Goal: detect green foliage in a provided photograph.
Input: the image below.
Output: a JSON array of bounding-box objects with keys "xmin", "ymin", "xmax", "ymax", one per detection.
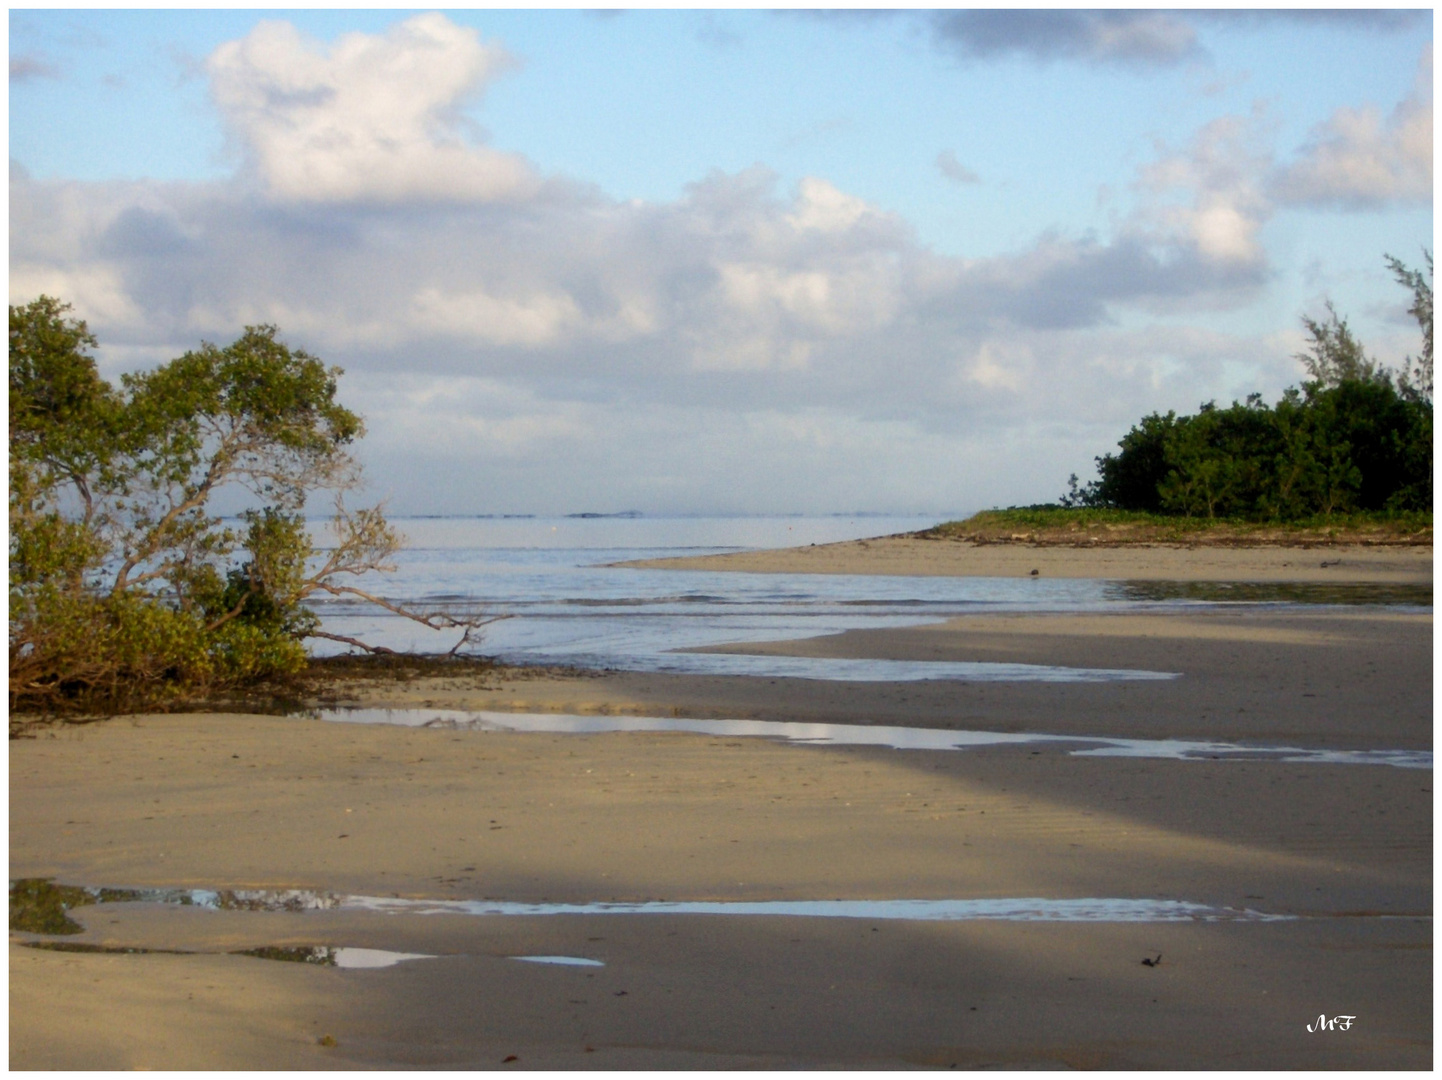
[
  {"xmin": 1385, "ymin": 250, "xmax": 1433, "ymax": 403},
  {"xmin": 929, "ymin": 506, "xmax": 1431, "ymax": 545},
  {"xmin": 9, "ymin": 297, "xmax": 402, "ymax": 716},
  {"xmin": 1086, "ymin": 412, "xmax": 1180, "ymax": 514},
  {"xmin": 1294, "ymin": 302, "xmax": 1384, "ymax": 389},
  {"xmin": 1070, "ymin": 256, "xmax": 1433, "ymax": 523},
  {"xmin": 940, "ymin": 507, "xmax": 1184, "ymax": 533},
  {"xmin": 1081, "ymin": 381, "xmax": 1431, "ymax": 521}
]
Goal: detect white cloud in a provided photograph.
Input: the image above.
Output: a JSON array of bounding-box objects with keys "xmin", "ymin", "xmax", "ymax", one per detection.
[
  {"xmin": 8, "ymin": 261, "xmax": 143, "ymax": 328},
  {"xmin": 716, "ymin": 261, "xmax": 898, "ymax": 337},
  {"xmin": 1272, "ymin": 47, "xmax": 1432, "ymax": 208},
  {"xmin": 1188, "ymin": 201, "xmax": 1259, "ymax": 263},
  {"xmin": 410, "ymin": 287, "xmax": 582, "ymax": 347},
  {"xmin": 966, "ymin": 342, "xmax": 1027, "ymax": 392},
  {"xmin": 785, "ymin": 177, "xmax": 872, "ymax": 232},
  {"xmin": 1135, "ymin": 112, "xmax": 1272, "ymax": 267},
  {"xmin": 12, "ymin": 13, "xmax": 1356, "ymax": 513},
  {"xmin": 10, "ymin": 154, "xmax": 1280, "ymax": 426},
  {"xmin": 207, "ymin": 14, "xmax": 534, "ymax": 203}
]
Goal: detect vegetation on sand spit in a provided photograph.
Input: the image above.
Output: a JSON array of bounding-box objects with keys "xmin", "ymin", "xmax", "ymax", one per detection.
[
  {"xmin": 1061, "ymin": 252, "xmax": 1432, "ymax": 523},
  {"xmin": 923, "ymin": 507, "xmax": 1431, "ymax": 548},
  {"xmin": 939, "ymin": 252, "xmax": 1432, "ymax": 541}
]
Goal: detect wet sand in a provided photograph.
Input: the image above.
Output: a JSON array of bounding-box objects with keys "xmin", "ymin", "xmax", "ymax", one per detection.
[{"xmin": 9, "ymin": 550, "xmax": 1433, "ymax": 1068}]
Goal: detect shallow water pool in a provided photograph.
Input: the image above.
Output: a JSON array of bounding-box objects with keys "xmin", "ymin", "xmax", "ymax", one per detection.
[{"xmin": 306, "ymin": 708, "xmax": 1433, "ymax": 770}]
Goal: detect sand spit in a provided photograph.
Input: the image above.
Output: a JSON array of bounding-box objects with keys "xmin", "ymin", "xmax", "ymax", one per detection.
[{"xmin": 615, "ymin": 534, "xmax": 1434, "ymax": 583}]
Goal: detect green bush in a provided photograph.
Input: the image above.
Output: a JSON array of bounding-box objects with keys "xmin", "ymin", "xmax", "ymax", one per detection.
[
  {"xmin": 1082, "ymin": 381, "xmax": 1431, "ymax": 521},
  {"xmin": 1074, "ymin": 253, "xmax": 1432, "ymax": 522},
  {"xmin": 9, "ymin": 297, "xmax": 405, "ymax": 715}
]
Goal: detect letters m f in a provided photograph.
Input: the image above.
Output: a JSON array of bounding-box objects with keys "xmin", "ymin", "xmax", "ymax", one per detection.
[{"xmin": 1307, "ymin": 1015, "xmax": 1356, "ymax": 1032}]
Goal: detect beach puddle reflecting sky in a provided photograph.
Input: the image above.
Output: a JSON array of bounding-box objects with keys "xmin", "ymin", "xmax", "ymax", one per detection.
[
  {"xmin": 16, "ymin": 938, "xmax": 431, "ymax": 968},
  {"xmin": 613, "ymin": 652, "xmax": 1177, "ymax": 683},
  {"xmin": 7, "ymin": 879, "xmax": 347, "ymax": 936},
  {"xmin": 347, "ymin": 896, "xmax": 1290, "ymax": 923},
  {"xmin": 19, "ymin": 940, "xmax": 188, "ymax": 956},
  {"xmin": 510, "ymin": 955, "xmax": 605, "ymax": 967},
  {"xmin": 7, "ymin": 879, "xmax": 1288, "ymax": 925},
  {"xmin": 233, "ymin": 945, "xmax": 433, "ymax": 968},
  {"xmin": 306, "ymin": 708, "xmax": 1432, "ymax": 770}
]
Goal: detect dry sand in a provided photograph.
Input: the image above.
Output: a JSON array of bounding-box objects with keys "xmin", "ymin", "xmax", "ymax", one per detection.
[
  {"xmin": 618, "ymin": 534, "xmax": 1434, "ymax": 583},
  {"xmin": 10, "ymin": 543, "xmax": 1433, "ymax": 1069}
]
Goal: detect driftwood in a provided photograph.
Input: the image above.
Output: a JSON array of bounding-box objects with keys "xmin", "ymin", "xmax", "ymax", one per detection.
[{"xmin": 304, "ymin": 581, "xmax": 512, "ymax": 658}]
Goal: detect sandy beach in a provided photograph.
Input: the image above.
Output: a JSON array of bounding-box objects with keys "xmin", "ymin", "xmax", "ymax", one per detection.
[
  {"xmin": 10, "ymin": 541, "xmax": 1432, "ymax": 1069},
  {"xmin": 618, "ymin": 533, "xmax": 1435, "ymax": 583}
]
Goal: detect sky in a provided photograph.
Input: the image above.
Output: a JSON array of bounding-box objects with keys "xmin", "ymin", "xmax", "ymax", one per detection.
[{"xmin": 9, "ymin": 8, "xmax": 1434, "ymax": 517}]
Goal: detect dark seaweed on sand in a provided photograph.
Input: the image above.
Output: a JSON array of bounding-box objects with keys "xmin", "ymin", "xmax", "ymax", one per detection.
[{"xmin": 9, "ymin": 878, "xmax": 148, "ymax": 935}]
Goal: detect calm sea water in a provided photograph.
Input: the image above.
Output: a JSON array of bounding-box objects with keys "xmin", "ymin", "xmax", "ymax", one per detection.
[{"xmin": 308, "ymin": 515, "xmax": 1426, "ymax": 682}]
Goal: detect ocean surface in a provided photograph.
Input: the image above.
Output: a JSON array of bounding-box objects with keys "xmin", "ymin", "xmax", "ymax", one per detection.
[{"xmin": 309, "ymin": 514, "xmax": 1428, "ymax": 683}]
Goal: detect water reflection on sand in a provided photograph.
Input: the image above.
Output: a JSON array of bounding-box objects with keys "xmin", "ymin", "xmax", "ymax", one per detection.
[
  {"xmin": 307, "ymin": 708, "xmax": 1433, "ymax": 770},
  {"xmin": 7, "ymin": 878, "xmax": 1290, "ymax": 925}
]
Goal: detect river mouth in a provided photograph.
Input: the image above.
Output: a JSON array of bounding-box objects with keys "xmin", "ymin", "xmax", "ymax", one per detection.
[{"xmin": 300, "ymin": 708, "xmax": 1432, "ymax": 770}]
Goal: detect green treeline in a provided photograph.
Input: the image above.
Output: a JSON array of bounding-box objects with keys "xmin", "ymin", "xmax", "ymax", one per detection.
[{"xmin": 1068, "ymin": 253, "xmax": 1433, "ymax": 522}]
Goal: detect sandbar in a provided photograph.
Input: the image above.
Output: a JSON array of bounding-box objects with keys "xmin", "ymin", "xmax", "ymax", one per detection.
[{"xmin": 617, "ymin": 534, "xmax": 1434, "ymax": 582}]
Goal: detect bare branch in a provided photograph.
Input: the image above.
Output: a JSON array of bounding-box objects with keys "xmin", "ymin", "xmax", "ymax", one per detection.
[
  {"xmin": 307, "ymin": 630, "xmax": 398, "ymax": 655},
  {"xmin": 110, "ymin": 455, "xmax": 229, "ymax": 595},
  {"xmin": 307, "ymin": 581, "xmax": 510, "ymax": 631}
]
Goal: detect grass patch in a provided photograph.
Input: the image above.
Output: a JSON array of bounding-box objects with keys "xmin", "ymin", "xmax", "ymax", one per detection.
[{"xmin": 920, "ymin": 507, "xmax": 1433, "ymax": 547}]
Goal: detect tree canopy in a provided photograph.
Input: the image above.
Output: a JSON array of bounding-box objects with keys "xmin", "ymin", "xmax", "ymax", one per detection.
[
  {"xmin": 1066, "ymin": 253, "xmax": 1433, "ymax": 521},
  {"xmin": 1385, "ymin": 250, "xmax": 1433, "ymax": 402},
  {"xmin": 9, "ymin": 297, "xmax": 486, "ymax": 715}
]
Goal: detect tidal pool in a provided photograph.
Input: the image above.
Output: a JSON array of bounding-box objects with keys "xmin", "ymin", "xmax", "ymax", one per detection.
[
  {"xmin": 348, "ymin": 896, "xmax": 1290, "ymax": 923},
  {"xmin": 7, "ymin": 880, "xmax": 345, "ymax": 935},
  {"xmin": 16, "ymin": 939, "xmax": 432, "ymax": 968},
  {"xmin": 233, "ymin": 945, "xmax": 434, "ymax": 968},
  {"xmin": 307, "ymin": 708, "xmax": 1433, "ymax": 770},
  {"xmin": 8, "ymin": 880, "xmax": 1290, "ymax": 925}
]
